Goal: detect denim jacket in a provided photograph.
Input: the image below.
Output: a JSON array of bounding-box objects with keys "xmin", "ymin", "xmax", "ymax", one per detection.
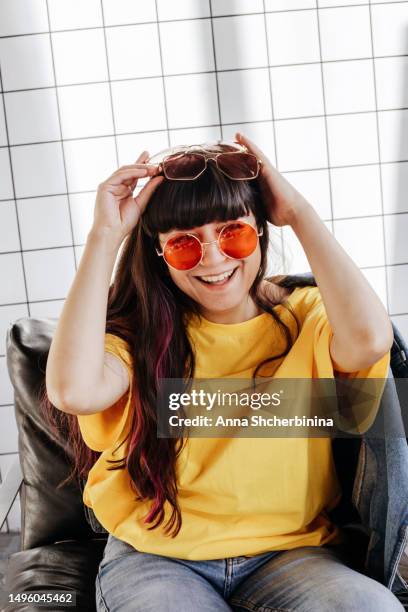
[
  {"xmin": 363, "ymin": 329, "xmax": 408, "ymax": 598},
  {"xmin": 83, "ymin": 273, "xmax": 408, "ymax": 600},
  {"xmin": 282, "ymin": 273, "xmax": 408, "ymax": 599},
  {"xmin": 328, "ymin": 323, "xmax": 408, "ymax": 597}
]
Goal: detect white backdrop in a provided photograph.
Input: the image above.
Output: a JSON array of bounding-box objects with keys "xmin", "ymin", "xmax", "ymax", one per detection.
[{"xmin": 0, "ymin": 0, "xmax": 407, "ymax": 532}]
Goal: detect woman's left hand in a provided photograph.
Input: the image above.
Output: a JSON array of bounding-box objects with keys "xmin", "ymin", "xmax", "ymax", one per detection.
[{"xmin": 235, "ymin": 132, "xmax": 310, "ymax": 227}]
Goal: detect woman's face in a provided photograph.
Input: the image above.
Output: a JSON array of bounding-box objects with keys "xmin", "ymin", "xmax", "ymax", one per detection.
[{"xmin": 158, "ymin": 211, "xmax": 262, "ymax": 318}]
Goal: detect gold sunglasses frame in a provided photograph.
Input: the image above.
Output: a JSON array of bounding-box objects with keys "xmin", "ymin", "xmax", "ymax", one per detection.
[
  {"xmin": 156, "ymin": 220, "xmax": 264, "ymax": 272},
  {"xmin": 147, "ymin": 143, "xmax": 263, "ymax": 182}
]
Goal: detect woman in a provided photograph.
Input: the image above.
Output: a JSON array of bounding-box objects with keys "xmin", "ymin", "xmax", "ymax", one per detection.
[{"xmin": 45, "ymin": 134, "xmax": 402, "ymax": 611}]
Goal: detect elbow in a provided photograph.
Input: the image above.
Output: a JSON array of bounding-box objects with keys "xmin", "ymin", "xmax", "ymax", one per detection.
[
  {"xmin": 46, "ymin": 385, "xmax": 90, "ymax": 416},
  {"xmin": 353, "ymin": 321, "xmax": 394, "ymax": 367},
  {"xmin": 363, "ymin": 319, "xmax": 394, "ymax": 357},
  {"xmin": 331, "ymin": 320, "xmax": 393, "ymax": 372},
  {"xmin": 46, "ymin": 388, "xmax": 72, "ymax": 414},
  {"xmin": 46, "ymin": 369, "xmax": 91, "ymax": 415}
]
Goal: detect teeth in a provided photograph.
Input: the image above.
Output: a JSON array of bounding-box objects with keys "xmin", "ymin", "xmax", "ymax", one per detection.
[{"xmin": 199, "ymin": 269, "xmax": 235, "ymax": 283}]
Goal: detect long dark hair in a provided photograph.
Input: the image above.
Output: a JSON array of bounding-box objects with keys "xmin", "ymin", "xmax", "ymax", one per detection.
[{"xmin": 40, "ymin": 161, "xmax": 304, "ymax": 538}]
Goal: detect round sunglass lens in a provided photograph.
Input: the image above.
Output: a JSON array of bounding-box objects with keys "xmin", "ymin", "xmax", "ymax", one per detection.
[
  {"xmin": 219, "ymin": 222, "xmax": 258, "ymax": 259},
  {"xmin": 163, "ymin": 234, "xmax": 202, "ymax": 270},
  {"xmin": 217, "ymin": 153, "xmax": 258, "ymax": 179},
  {"xmin": 164, "ymin": 153, "xmax": 206, "ymax": 180}
]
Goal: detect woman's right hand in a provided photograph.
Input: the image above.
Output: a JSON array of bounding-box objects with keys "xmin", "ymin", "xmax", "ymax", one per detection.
[{"xmin": 91, "ymin": 150, "xmax": 164, "ymax": 244}]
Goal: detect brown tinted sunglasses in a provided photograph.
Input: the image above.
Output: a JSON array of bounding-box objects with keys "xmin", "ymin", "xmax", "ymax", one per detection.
[{"xmin": 146, "ymin": 142, "xmax": 263, "ymax": 181}]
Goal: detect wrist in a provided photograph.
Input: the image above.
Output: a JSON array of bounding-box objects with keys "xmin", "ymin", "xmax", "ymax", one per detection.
[
  {"xmin": 288, "ymin": 199, "xmax": 314, "ymax": 230},
  {"xmin": 87, "ymin": 226, "xmax": 124, "ymax": 253}
]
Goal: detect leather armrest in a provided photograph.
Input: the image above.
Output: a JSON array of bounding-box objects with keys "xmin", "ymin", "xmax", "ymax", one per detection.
[{"xmin": 4, "ymin": 539, "xmax": 107, "ymax": 611}]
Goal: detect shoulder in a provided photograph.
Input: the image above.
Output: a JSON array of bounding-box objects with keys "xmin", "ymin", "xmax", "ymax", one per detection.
[
  {"xmin": 260, "ymin": 277, "xmax": 294, "ymax": 304},
  {"xmin": 261, "ymin": 278, "xmax": 325, "ymax": 324},
  {"xmin": 105, "ymin": 332, "xmax": 131, "ymax": 349},
  {"xmin": 261, "ymin": 276, "xmax": 318, "ymax": 305},
  {"xmin": 105, "ymin": 332, "xmax": 133, "ymax": 367}
]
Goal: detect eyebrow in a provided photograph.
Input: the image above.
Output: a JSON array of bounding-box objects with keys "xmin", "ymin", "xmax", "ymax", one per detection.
[{"xmin": 162, "ymin": 222, "xmax": 229, "ymax": 239}]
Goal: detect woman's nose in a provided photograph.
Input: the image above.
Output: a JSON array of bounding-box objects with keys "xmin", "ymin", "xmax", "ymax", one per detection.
[{"xmin": 200, "ymin": 240, "xmax": 228, "ymax": 267}]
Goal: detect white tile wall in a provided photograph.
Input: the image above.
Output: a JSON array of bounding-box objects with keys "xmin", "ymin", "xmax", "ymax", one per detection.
[
  {"xmin": 318, "ymin": 6, "xmax": 373, "ymax": 62},
  {"xmin": 161, "ymin": 19, "xmax": 215, "ymax": 74},
  {"xmin": 213, "ymin": 14, "xmax": 268, "ymax": 71},
  {"xmin": 157, "ymin": 0, "xmax": 211, "ymax": 21},
  {"xmin": 218, "ymin": 68, "xmax": 272, "ymax": 124},
  {"xmin": 0, "ymin": 453, "xmax": 21, "ymax": 532},
  {"xmin": 47, "ymin": 0, "xmax": 103, "ymax": 31},
  {"xmin": 106, "ymin": 24, "xmax": 162, "ymax": 79},
  {"xmin": 102, "ymin": 0, "xmax": 157, "ymax": 26},
  {"xmin": 165, "ymin": 73, "xmax": 219, "ymax": 128},
  {"xmin": 51, "ymin": 29, "xmax": 108, "ymax": 85},
  {"xmin": 5, "ymin": 89, "xmax": 61, "ymax": 145},
  {"xmin": 322, "ymin": 60, "xmax": 376, "ymax": 115},
  {"xmin": 275, "ymin": 116, "xmax": 328, "ymax": 171},
  {"xmin": 0, "ymin": 0, "xmax": 407, "ymax": 535},
  {"xmin": 270, "ymin": 63, "xmax": 324, "ymax": 119},
  {"xmin": 213, "ymin": 0, "xmax": 264, "ymax": 16},
  {"xmin": 265, "ymin": 10, "xmax": 320, "ymax": 66}
]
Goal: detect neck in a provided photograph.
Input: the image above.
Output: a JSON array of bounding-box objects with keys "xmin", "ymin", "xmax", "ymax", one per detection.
[{"xmin": 199, "ymin": 295, "xmax": 264, "ymax": 324}]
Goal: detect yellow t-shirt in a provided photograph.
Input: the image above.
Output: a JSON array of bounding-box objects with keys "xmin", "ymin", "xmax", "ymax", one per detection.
[{"xmin": 77, "ymin": 285, "xmax": 390, "ymax": 560}]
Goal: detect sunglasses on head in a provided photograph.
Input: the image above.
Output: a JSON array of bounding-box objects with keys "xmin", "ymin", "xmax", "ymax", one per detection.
[
  {"xmin": 147, "ymin": 141, "xmax": 262, "ymax": 181},
  {"xmin": 156, "ymin": 220, "xmax": 263, "ymax": 271}
]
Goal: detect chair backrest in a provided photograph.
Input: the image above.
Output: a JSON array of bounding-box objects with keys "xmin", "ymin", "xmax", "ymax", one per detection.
[{"xmin": 6, "ymin": 317, "xmax": 99, "ymax": 550}]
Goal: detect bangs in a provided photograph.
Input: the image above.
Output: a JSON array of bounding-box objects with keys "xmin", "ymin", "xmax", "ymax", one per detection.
[{"xmin": 141, "ymin": 162, "xmax": 258, "ymax": 236}]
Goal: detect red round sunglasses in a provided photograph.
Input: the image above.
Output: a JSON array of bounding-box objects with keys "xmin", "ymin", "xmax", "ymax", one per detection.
[{"xmin": 156, "ymin": 220, "xmax": 264, "ymax": 271}]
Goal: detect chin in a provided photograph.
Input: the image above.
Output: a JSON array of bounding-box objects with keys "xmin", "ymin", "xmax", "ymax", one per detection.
[{"xmin": 197, "ymin": 293, "xmax": 246, "ymax": 312}]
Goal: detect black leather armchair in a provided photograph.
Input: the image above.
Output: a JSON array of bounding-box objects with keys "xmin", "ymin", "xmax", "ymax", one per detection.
[
  {"xmin": 3, "ymin": 276, "xmax": 406, "ymax": 611},
  {"xmin": 4, "ymin": 317, "xmax": 107, "ymax": 612}
]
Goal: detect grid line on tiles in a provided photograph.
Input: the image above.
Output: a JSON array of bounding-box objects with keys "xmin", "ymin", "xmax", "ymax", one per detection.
[
  {"xmin": 0, "ymin": 465, "xmax": 10, "ymax": 532},
  {"xmin": 0, "ymin": 259, "xmax": 403, "ymax": 292},
  {"xmin": 367, "ymin": 2, "xmax": 391, "ymax": 311},
  {"xmin": 0, "ymin": 211, "xmax": 405, "ymax": 254},
  {"xmin": 0, "ymin": 15, "xmax": 405, "ymax": 299},
  {"xmin": 0, "ymin": 252, "xmax": 405, "ymax": 323},
  {"xmin": 44, "ymin": 1, "xmax": 77, "ymax": 273},
  {"xmin": 5, "ymin": 106, "xmax": 408, "ymax": 151},
  {"xmin": 99, "ymin": 0, "xmax": 120, "ymax": 201},
  {"xmin": 1, "ymin": 158, "xmax": 408, "ymax": 205},
  {"xmin": 0, "ymin": 210, "xmax": 407, "ymax": 257},
  {"xmin": 0, "ymin": 65, "xmax": 31, "ymax": 322},
  {"xmin": 0, "ymin": 124, "xmax": 22, "ymax": 536},
  {"xmin": 1, "ymin": 1, "xmax": 407, "ymax": 39},
  {"xmin": 208, "ymin": 0, "xmax": 224, "ymax": 140},
  {"xmin": 316, "ymin": 7, "xmax": 335, "ymax": 235},
  {"xmin": 153, "ymin": 0, "xmax": 170, "ymax": 150},
  {"xmin": 262, "ymin": 0, "xmax": 287, "ymax": 273},
  {"xmin": 2, "ymin": 53, "xmax": 408, "ymax": 95}
]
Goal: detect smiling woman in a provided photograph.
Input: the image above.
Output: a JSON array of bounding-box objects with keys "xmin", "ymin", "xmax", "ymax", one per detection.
[
  {"xmin": 43, "ymin": 140, "xmax": 399, "ymax": 612},
  {"xmin": 155, "ymin": 215, "xmax": 265, "ymax": 324},
  {"xmin": 139, "ymin": 150, "xmax": 282, "ymax": 326}
]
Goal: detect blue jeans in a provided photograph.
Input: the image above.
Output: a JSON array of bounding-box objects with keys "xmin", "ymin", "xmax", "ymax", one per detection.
[{"xmin": 96, "ymin": 533, "xmax": 404, "ymax": 611}]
